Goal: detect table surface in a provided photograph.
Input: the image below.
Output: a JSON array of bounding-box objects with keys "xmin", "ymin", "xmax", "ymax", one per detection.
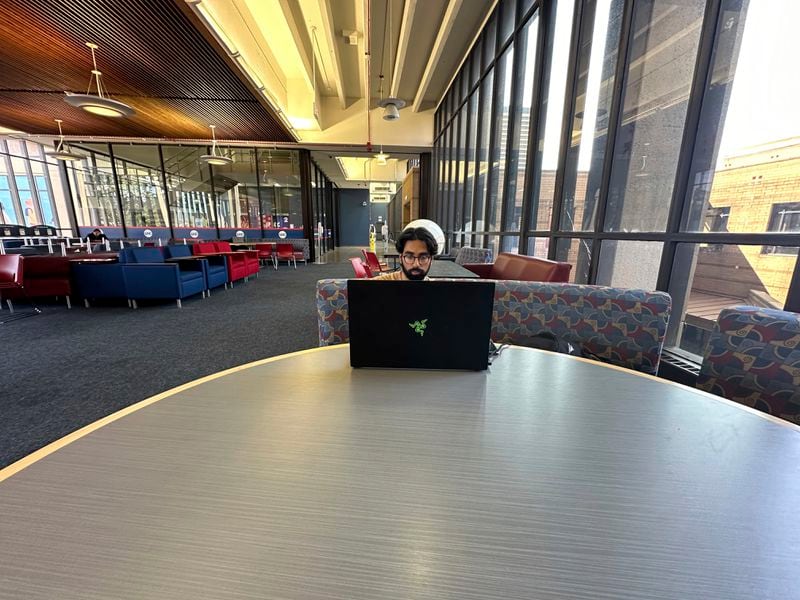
[
  {"xmin": 428, "ymin": 259, "xmax": 479, "ymax": 278},
  {"xmin": 1, "ymin": 345, "xmax": 799, "ymax": 599}
]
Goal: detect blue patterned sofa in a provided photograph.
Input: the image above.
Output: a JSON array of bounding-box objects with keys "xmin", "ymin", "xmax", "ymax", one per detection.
[
  {"xmin": 316, "ymin": 279, "xmax": 672, "ymax": 374},
  {"xmin": 696, "ymin": 306, "xmax": 800, "ymax": 424}
]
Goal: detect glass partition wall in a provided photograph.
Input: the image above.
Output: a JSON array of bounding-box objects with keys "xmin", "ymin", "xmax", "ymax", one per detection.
[
  {"xmin": 431, "ymin": 0, "xmax": 800, "ymax": 357},
  {"xmin": 59, "ymin": 143, "xmax": 327, "ymax": 245}
]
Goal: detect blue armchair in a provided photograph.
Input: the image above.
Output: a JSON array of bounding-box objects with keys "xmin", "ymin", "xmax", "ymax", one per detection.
[
  {"xmin": 71, "ymin": 263, "xmax": 128, "ymax": 307},
  {"xmin": 164, "ymin": 245, "xmax": 228, "ymax": 292},
  {"xmin": 117, "ymin": 247, "xmax": 206, "ymax": 307}
]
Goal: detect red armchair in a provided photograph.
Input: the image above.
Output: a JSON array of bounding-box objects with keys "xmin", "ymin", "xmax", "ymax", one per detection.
[
  {"xmin": 193, "ymin": 241, "xmax": 248, "ymax": 284},
  {"xmin": 349, "ymin": 257, "xmax": 372, "ymax": 279},
  {"xmin": 214, "ymin": 242, "xmax": 259, "ymax": 278},
  {"xmin": 255, "ymin": 243, "xmax": 277, "ymax": 269},
  {"xmin": 362, "ymin": 249, "xmax": 390, "ymax": 273},
  {"xmin": 463, "ymin": 252, "xmax": 572, "ymax": 282},
  {"xmin": 0, "ymin": 255, "xmax": 41, "ymax": 320},
  {"xmin": 276, "ymin": 243, "xmax": 297, "ymax": 268},
  {"xmin": 2, "ymin": 255, "xmax": 72, "ymax": 308}
]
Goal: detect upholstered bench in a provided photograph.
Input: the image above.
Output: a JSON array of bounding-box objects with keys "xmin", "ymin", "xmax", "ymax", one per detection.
[{"xmin": 316, "ymin": 278, "xmax": 672, "ymax": 374}]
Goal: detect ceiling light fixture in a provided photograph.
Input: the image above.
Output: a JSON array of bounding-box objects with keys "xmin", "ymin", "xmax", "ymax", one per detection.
[
  {"xmin": 200, "ymin": 125, "xmax": 233, "ymax": 166},
  {"xmin": 64, "ymin": 43, "xmax": 135, "ymax": 118},
  {"xmin": 45, "ymin": 119, "xmax": 84, "ymax": 161},
  {"xmin": 378, "ymin": 97, "xmax": 405, "ymax": 121},
  {"xmin": 374, "ymin": 141, "xmax": 390, "ymax": 165}
]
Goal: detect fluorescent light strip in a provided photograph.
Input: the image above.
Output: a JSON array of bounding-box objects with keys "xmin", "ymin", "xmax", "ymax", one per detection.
[
  {"xmin": 193, "ymin": 2, "xmax": 239, "ymax": 56},
  {"xmin": 235, "ymin": 55, "xmax": 264, "ymax": 89}
]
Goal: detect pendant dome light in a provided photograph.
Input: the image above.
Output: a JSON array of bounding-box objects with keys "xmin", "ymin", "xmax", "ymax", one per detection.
[
  {"xmin": 200, "ymin": 125, "xmax": 233, "ymax": 166},
  {"xmin": 44, "ymin": 119, "xmax": 84, "ymax": 161},
  {"xmin": 64, "ymin": 43, "xmax": 135, "ymax": 118}
]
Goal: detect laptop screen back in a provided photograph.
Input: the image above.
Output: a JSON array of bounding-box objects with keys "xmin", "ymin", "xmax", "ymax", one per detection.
[{"xmin": 347, "ymin": 279, "xmax": 496, "ymax": 370}]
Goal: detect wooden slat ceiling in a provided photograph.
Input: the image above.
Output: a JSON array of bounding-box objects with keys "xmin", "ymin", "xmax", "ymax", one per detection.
[{"xmin": 0, "ymin": 0, "xmax": 293, "ymax": 142}]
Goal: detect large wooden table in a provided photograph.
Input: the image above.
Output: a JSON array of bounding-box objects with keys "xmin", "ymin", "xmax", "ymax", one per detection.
[{"xmin": 1, "ymin": 346, "xmax": 798, "ymax": 599}]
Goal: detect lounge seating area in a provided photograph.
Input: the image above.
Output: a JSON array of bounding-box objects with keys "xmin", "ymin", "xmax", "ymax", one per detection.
[{"xmin": 0, "ymin": 241, "xmax": 310, "ymax": 313}]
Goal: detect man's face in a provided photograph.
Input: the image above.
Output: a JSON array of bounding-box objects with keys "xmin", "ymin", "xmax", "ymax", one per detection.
[{"xmin": 400, "ymin": 239, "xmax": 433, "ymax": 280}]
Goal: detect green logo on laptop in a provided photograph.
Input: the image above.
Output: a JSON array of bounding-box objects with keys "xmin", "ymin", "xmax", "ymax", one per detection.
[{"xmin": 409, "ymin": 319, "xmax": 428, "ymax": 336}]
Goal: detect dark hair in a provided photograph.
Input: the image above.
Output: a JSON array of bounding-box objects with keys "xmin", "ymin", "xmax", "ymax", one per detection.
[{"xmin": 396, "ymin": 227, "xmax": 438, "ymax": 255}]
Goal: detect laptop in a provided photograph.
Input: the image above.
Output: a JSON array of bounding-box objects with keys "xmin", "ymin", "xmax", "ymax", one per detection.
[{"xmin": 347, "ymin": 279, "xmax": 496, "ymax": 370}]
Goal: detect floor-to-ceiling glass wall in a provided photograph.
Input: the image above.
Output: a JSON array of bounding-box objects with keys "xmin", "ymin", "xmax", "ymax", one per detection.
[
  {"xmin": 431, "ymin": 0, "xmax": 800, "ymax": 357},
  {"xmin": 161, "ymin": 145, "xmax": 217, "ymax": 241},
  {"xmin": 0, "ymin": 138, "xmax": 71, "ymax": 232}
]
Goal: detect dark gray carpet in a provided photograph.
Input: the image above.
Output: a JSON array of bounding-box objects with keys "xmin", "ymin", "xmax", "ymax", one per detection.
[{"xmin": 0, "ymin": 259, "xmax": 356, "ymax": 469}]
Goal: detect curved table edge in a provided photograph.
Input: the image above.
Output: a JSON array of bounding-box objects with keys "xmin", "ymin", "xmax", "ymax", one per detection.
[
  {"xmin": 0, "ymin": 346, "xmax": 334, "ymax": 483},
  {"xmin": 3, "ymin": 345, "xmax": 797, "ymax": 483},
  {"xmin": 505, "ymin": 346, "xmax": 800, "ymax": 433}
]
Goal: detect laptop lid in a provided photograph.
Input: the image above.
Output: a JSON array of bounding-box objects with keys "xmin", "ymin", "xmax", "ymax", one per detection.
[{"xmin": 347, "ymin": 279, "xmax": 496, "ymax": 370}]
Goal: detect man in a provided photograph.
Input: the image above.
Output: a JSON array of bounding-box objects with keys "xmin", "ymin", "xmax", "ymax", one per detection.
[
  {"xmin": 85, "ymin": 228, "xmax": 107, "ymax": 243},
  {"xmin": 373, "ymin": 226, "xmax": 437, "ymax": 281}
]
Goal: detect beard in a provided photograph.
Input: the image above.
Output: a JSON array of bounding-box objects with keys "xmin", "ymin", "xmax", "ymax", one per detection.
[{"xmin": 401, "ymin": 264, "xmax": 427, "ymax": 281}]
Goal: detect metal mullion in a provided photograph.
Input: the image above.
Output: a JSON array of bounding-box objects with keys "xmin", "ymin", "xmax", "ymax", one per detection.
[
  {"xmin": 518, "ymin": 1, "xmax": 548, "ymax": 254},
  {"xmin": 519, "ymin": 0, "xmax": 540, "ymax": 26},
  {"xmin": 2, "ymin": 151, "xmax": 25, "ymax": 225},
  {"xmin": 442, "ymin": 127, "xmax": 453, "ymax": 232},
  {"xmin": 253, "ymin": 148, "xmax": 265, "ymax": 238},
  {"xmin": 655, "ymin": 0, "xmax": 723, "ymax": 292},
  {"xmin": 458, "ymin": 102, "xmax": 473, "ymax": 247},
  {"xmin": 299, "ymin": 150, "xmax": 314, "ymax": 261},
  {"xmin": 452, "ymin": 108, "xmax": 464, "ymax": 245},
  {"xmin": 107, "ymin": 144, "xmax": 128, "ymax": 237},
  {"xmin": 470, "ymin": 76, "xmax": 487, "ymax": 247},
  {"xmin": 19, "ymin": 141, "xmax": 45, "ymax": 225},
  {"xmin": 785, "ymin": 256, "xmax": 800, "ymax": 313},
  {"xmin": 59, "ymin": 160, "xmax": 80, "ymax": 235},
  {"xmin": 157, "ymin": 144, "xmax": 176, "ymax": 240},
  {"xmin": 498, "ymin": 20, "xmax": 526, "ymax": 244},
  {"xmin": 547, "ymin": 0, "xmax": 585, "ymax": 259},
  {"xmin": 586, "ymin": 0, "xmax": 636, "ymax": 284},
  {"xmin": 482, "ymin": 15, "xmax": 505, "ymax": 249},
  {"xmin": 41, "ymin": 148, "xmax": 62, "ymax": 229}
]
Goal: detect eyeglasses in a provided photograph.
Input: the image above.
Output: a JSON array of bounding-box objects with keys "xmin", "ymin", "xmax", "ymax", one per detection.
[{"xmin": 401, "ymin": 253, "xmax": 432, "ymax": 266}]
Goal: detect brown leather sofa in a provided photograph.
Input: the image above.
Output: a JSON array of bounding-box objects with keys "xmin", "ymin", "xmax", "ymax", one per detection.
[{"xmin": 463, "ymin": 252, "xmax": 572, "ymax": 282}]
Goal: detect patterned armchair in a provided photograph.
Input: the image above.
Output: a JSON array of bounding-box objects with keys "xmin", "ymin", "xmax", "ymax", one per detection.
[
  {"xmin": 316, "ymin": 278, "xmax": 672, "ymax": 374},
  {"xmin": 455, "ymin": 247, "xmax": 493, "ymax": 265},
  {"xmin": 696, "ymin": 306, "xmax": 800, "ymax": 424}
]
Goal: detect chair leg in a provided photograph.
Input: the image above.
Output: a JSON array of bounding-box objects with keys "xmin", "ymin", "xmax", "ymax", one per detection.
[
  {"xmin": 176, "ymin": 299, "xmax": 182, "ymax": 308},
  {"xmin": 66, "ymin": 296, "xmax": 71, "ymax": 309},
  {"xmin": 207, "ymin": 288, "xmax": 211, "ymax": 297},
  {"xmin": 132, "ymin": 299, "xmax": 138, "ymax": 309},
  {"xmin": 85, "ymin": 299, "xmax": 90, "ymax": 308},
  {"xmin": 7, "ymin": 299, "xmax": 13, "ymax": 313}
]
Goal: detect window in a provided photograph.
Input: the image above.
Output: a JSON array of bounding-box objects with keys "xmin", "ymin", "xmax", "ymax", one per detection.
[
  {"xmin": 112, "ymin": 144, "xmax": 169, "ymax": 238},
  {"xmin": 162, "ymin": 145, "xmax": 216, "ymax": 239},
  {"xmin": 704, "ymin": 206, "xmax": 730, "ymax": 233},
  {"xmin": 0, "ymin": 175, "xmax": 18, "ymax": 224},
  {"xmin": 763, "ymin": 202, "xmax": 800, "ymax": 255},
  {"xmin": 603, "ymin": 0, "xmax": 706, "ymax": 233}
]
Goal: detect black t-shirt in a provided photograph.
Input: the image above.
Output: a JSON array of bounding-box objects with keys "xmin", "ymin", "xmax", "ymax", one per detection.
[{"xmin": 86, "ymin": 232, "xmax": 106, "ymax": 243}]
